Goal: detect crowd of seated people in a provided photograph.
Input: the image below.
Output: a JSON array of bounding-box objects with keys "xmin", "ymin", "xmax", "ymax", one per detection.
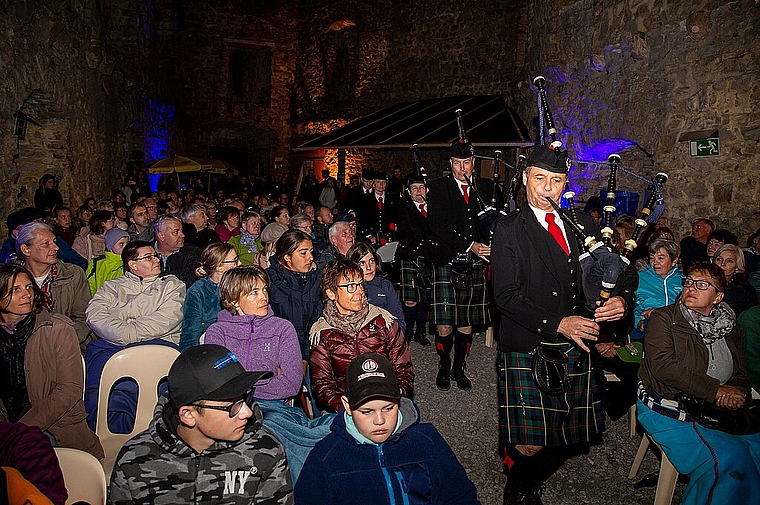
[{"xmin": 4, "ymin": 167, "xmax": 760, "ymax": 504}]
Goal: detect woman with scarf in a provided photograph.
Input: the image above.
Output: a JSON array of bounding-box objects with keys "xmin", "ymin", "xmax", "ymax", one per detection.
[
  {"xmin": 309, "ymin": 257, "xmax": 413, "ymax": 413},
  {"xmin": 214, "ymin": 205, "xmax": 241, "ymax": 242},
  {"xmin": 638, "ymin": 262, "xmax": 759, "ymax": 505},
  {"xmin": 228, "ymin": 211, "xmax": 263, "ymax": 265},
  {"xmin": 0, "ymin": 264, "xmax": 103, "ymax": 458},
  {"xmin": 713, "ymin": 243, "xmax": 758, "ymax": 316}
]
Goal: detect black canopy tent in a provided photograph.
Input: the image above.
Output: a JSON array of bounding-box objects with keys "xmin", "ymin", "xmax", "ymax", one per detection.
[{"xmin": 293, "ymin": 95, "xmax": 534, "ymax": 151}]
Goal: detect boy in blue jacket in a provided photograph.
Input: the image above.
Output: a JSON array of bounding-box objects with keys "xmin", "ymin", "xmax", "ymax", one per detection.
[{"xmin": 295, "ymin": 353, "xmax": 480, "ymax": 505}]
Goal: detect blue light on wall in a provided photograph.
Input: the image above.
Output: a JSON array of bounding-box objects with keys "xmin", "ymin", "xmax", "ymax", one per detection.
[{"xmin": 142, "ymin": 97, "xmax": 174, "ymax": 192}]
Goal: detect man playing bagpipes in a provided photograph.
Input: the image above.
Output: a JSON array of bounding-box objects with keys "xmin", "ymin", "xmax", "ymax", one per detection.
[
  {"xmin": 427, "ymin": 136, "xmax": 496, "ymax": 392},
  {"xmin": 491, "ymin": 145, "xmax": 638, "ymax": 503}
]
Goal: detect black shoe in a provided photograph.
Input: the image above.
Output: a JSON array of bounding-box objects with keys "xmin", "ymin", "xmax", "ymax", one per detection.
[
  {"xmin": 452, "ymin": 368, "xmax": 472, "ymax": 391},
  {"xmin": 413, "ymin": 332, "xmax": 431, "ymax": 346},
  {"xmin": 503, "ymin": 483, "xmax": 543, "ymax": 505},
  {"xmin": 436, "ymin": 364, "xmax": 451, "ymax": 391}
]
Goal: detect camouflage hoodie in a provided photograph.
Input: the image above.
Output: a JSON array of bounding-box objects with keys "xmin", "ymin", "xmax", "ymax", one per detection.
[{"xmin": 109, "ymin": 394, "xmax": 293, "ymax": 505}]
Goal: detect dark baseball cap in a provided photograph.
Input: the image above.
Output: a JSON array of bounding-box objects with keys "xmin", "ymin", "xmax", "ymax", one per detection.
[
  {"xmin": 7, "ymin": 207, "xmax": 43, "ymax": 234},
  {"xmin": 344, "ymin": 353, "xmax": 400, "ymax": 409},
  {"xmin": 526, "ymin": 145, "xmax": 570, "ymax": 174},
  {"xmin": 168, "ymin": 344, "xmax": 272, "ymax": 410}
]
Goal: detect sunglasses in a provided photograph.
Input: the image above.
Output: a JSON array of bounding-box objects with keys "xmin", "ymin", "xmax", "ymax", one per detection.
[{"xmin": 188, "ymin": 390, "xmax": 255, "ymax": 418}]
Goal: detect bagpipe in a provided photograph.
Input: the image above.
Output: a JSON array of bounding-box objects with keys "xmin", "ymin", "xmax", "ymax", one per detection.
[
  {"xmin": 453, "ymin": 109, "xmax": 513, "ymax": 250},
  {"xmin": 533, "ymin": 75, "xmax": 669, "ymax": 310}
]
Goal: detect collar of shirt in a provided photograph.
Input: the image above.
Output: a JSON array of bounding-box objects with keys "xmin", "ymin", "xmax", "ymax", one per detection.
[{"xmin": 375, "ymin": 192, "xmax": 385, "ymax": 201}]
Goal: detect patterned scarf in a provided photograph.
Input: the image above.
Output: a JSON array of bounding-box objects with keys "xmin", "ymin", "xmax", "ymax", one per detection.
[
  {"xmin": 239, "ymin": 229, "xmax": 260, "ymax": 253},
  {"xmin": 322, "ymin": 298, "xmax": 370, "ymax": 336},
  {"xmin": 38, "ymin": 263, "xmax": 58, "ymax": 311},
  {"xmin": 679, "ymin": 299, "xmax": 736, "ymax": 345}
]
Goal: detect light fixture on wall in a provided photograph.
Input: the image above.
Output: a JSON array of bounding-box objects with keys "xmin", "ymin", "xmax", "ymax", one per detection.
[{"xmin": 12, "ymin": 110, "xmax": 41, "ymax": 140}]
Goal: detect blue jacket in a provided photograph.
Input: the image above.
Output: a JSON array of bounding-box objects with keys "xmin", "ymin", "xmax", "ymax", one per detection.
[
  {"xmin": 179, "ymin": 277, "xmax": 221, "ymax": 350},
  {"xmin": 267, "ymin": 262, "xmax": 323, "ymax": 360},
  {"xmin": 295, "ymin": 397, "xmax": 479, "ymax": 505},
  {"xmin": 635, "ymin": 265, "xmax": 682, "ymax": 328},
  {"xmin": 364, "ymin": 276, "xmax": 405, "ymax": 334}
]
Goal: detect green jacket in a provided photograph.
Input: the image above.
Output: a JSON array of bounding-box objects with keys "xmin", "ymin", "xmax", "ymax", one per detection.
[
  {"xmin": 228, "ymin": 234, "xmax": 263, "ymax": 266},
  {"xmin": 86, "ymin": 251, "xmax": 124, "ymax": 296}
]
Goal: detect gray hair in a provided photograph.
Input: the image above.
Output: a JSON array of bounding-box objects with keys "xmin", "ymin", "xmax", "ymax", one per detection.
[
  {"xmin": 714, "ymin": 243, "xmax": 745, "ymax": 273},
  {"xmin": 289, "ymin": 213, "xmax": 312, "ymax": 230},
  {"xmin": 648, "ymin": 239, "xmax": 680, "ymax": 262},
  {"xmin": 153, "ymin": 214, "xmax": 182, "ymax": 236},
  {"xmin": 16, "ymin": 222, "xmax": 53, "ymax": 256},
  {"xmin": 328, "ymin": 221, "xmax": 350, "ymax": 240},
  {"xmin": 179, "ymin": 203, "xmax": 205, "ymax": 223}
]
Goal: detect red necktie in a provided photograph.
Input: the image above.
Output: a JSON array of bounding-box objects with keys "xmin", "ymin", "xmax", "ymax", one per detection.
[
  {"xmin": 546, "ymin": 213, "xmax": 569, "ymax": 256},
  {"xmin": 420, "ymin": 203, "xmax": 427, "ymax": 218},
  {"xmin": 378, "ymin": 197, "xmax": 384, "ymax": 210},
  {"xmin": 462, "ymin": 185, "xmax": 469, "ymax": 204}
]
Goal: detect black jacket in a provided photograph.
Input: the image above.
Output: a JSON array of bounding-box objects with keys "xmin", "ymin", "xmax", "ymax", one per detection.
[
  {"xmin": 395, "ymin": 200, "xmax": 432, "ymax": 261},
  {"xmin": 427, "ymin": 176, "xmax": 496, "ymax": 266},
  {"xmin": 492, "ymin": 208, "xmax": 637, "ymax": 353},
  {"xmin": 161, "ymin": 244, "xmax": 201, "ymax": 288},
  {"xmin": 357, "ymin": 191, "xmax": 398, "ymax": 239}
]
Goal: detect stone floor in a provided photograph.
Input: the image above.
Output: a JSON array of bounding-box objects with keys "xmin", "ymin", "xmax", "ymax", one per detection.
[{"xmin": 410, "ymin": 333, "xmax": 685, "ymax": 505}]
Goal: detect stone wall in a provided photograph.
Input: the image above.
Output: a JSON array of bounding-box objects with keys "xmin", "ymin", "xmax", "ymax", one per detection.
[{"xmin": 513, "ymin": 0, "xmax": 760, "ymax": 241}]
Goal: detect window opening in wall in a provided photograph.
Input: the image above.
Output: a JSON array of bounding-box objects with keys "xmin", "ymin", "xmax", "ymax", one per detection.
[{"xmin": 229, "ymin": 46, "xmax": 272, "ymax": 105}]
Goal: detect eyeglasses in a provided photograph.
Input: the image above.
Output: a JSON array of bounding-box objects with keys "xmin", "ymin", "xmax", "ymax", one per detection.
[
  {"xmin": 145, "ymin": 205, "xmax": 157, "ymax": 211},
  {"xmin": 337, "ymin": 282, "xmax": 364, "ymax": 293},
  {"xmin": 221, "ymin": 257, "xmax": 240, "ymax": 265},
  {"xmin": 682, "ymin": 277, "xmax": 722, "ymax": 292},
  {"xmin": 189, "ymin": 390, "xmax": 254, "ymax": 418},
  {"xmin": 134, "ymin": 253, "xmax": 160, "ymax": 262}
]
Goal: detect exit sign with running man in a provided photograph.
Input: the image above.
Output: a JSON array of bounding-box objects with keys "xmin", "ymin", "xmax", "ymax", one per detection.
[{"xmin": 689, "ymin": 138, "xmax": 720, "ymax": 157}]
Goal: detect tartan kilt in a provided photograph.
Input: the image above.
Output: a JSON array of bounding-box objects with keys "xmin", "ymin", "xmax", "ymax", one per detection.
[
  {"xmin": 497, "ymin": 343, "xmax": 605, "ymax": 448},
  {"xmin": 399, "ymin": 259, "xmax": 432, "ymax": 303},
  {"xmin": 431, "ymin": 263, "xmax": 489, "ymax": 326}
]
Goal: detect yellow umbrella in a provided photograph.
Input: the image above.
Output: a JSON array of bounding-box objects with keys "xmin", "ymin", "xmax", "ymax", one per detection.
[
  {"xmin": 147, "ymin": 155, "xmax": 204, "ymax": 174},
  {"xmin": 197, "ymin": 158, "xmax": 236, "ymax": 175}
]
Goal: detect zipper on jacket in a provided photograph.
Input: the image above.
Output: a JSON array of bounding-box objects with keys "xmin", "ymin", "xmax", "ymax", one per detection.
[
  {"xmin": 394, "ymin": 470, "xmax": 410, "ymax": 505},
  {"xmin": 376, "ymin": 445, "xmax": 397, "ymax": 505}
]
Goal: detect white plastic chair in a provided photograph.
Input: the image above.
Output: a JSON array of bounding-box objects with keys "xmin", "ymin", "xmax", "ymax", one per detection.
[
  {"xmin": 95, "ymin": 345, "xmax": 179, "ymax": 479},
  {"xmin": 628, "ymin": 432, "xmax": 679, "ymax": 505},
  {"xmin": 54, "ymin": 447, "xmax": 107, "ymax": 505}
]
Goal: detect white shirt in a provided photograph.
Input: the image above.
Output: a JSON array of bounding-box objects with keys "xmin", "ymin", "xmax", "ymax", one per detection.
[{"xmin": 529, "ymin": 204, "xmax": 570, "ymax": 252}]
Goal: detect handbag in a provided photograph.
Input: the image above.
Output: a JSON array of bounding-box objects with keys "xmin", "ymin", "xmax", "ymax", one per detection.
[
  {"xmin": 532, "ymin": 344, "xmax": 570, "ymax": 396},
  {"xmin": 675, "ymin": 392, "xmax": 760, "ymax": 435},
  {"xmin": 450, "ymin": 256, "xmax": 473, "ymax": 291}
]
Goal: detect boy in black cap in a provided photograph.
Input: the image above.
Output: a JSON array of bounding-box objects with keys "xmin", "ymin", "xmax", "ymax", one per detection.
[
  {"xmin": 110, "ymin": 344, "xmax": 294, "ymax": 504},
  {"xmin": 491, "ymin": 145, "xmax": 636, "ymax": 503},
  {"xmin": 296, "ymin": 353, "xmax": 479, "ymax": 505}
]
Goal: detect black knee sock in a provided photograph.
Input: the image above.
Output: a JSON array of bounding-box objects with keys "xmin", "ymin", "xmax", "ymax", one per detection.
[
  {"xmin": 503, "ymin": 445, "xmax": 570, "ymax": 492},
  {"xmin": 402, "ymin": 304, "xmax": 416, "ymax": 337},
  {"xmin": 435, "ymin": 333, "xmax": 453, "ymax": 366},
  {"xmin": 452, "ymin": 329, "xmax": 473, "ymax": 371},
  {"xmin": 415, "ymin": 303, "xmax": 430, "ymax": 335}
]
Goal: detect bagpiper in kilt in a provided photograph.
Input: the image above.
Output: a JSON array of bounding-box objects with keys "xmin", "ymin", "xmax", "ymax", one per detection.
[
  {"xmin": 395, "ymin": 171, "xmax": 434, "ymax": 347},
  {"xmin": 491, "ymin": 146, "xmax": 637, "ymax": 503},
  {"xmin": 427, "ymin": 139, "xmax": 497, "ymax": 392}
]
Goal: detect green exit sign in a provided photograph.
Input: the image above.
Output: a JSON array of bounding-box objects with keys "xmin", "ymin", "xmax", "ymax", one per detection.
[{"xmin": 689, "ymin": 138, "xmax": 720, "ymax": 157}]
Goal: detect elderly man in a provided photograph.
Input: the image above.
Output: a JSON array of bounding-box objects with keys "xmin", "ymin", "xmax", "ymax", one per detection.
[
  {"xmin": 15, "ymin": 222, "xmax": 92, "ymax": 351},
  {"xmin": 142, "ymin": 197, "xmax": 159, "ymax": 221},
  {"xmin": 109, "ymin": 344, "xmax": 293, "ymax": 504},
  {"xmin": 680, "ymin": 217, "xmax": 715, "ymax": 272},
  {"xmin": 180, "ymin": 203, "xmax": 220, "ymax": 250},
  {"xmin": 316, "ymin": 221, "xmax": 355, "ymax": 269},
  {"xmin": 154, "ymin": 215, "xmax": 202, "ymax": 288},
  {"xmin": 427, "ymin": 139, "xmax": 496, "ymax": 391},
  {"xmin": 127, "ymin": 202, "xmax": 154, "ymax": 242},
  {"xmin": 491, "ymin": 145, "xmax": 637, "ymax": 503}
]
